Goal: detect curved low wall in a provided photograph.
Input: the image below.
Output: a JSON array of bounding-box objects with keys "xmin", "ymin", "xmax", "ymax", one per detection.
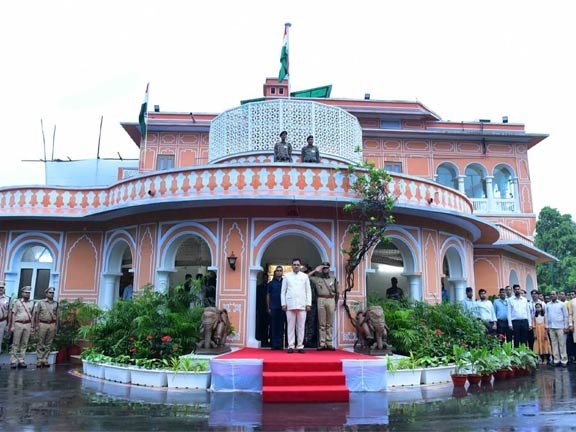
[{"xmin": 0, "ymin": 165, "xmax": 473, "ymax": 218}]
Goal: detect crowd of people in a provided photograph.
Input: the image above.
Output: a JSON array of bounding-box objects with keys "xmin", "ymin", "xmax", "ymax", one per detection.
[{"xmin": 462, "ymin": 284, "xmax": 576, "ymax": 367}]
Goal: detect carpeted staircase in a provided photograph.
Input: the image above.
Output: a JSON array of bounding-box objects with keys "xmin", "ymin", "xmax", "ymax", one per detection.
[{"xmin": 262, "ymin": 353, "xmax": 350, "ymax": 403}]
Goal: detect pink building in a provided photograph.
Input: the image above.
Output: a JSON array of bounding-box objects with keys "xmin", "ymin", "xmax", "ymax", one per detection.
[{"xmin": 0, "ymin": 78, "xmax": 553, "ymax": 348}]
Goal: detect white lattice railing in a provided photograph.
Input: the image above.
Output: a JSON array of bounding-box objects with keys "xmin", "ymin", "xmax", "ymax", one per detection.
[
  {"xmin": 495, "ymin": 198, "xmax": 516, "ymax": 212},
  {"xmin": 471, "ymin": 198, "xmax": 488, "ymax": 212},
  {"xmin": 208, "ymin": 99, "xmax": 363, "ymax": 164}
]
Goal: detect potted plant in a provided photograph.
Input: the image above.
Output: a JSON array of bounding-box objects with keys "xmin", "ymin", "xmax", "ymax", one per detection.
[
  {"xmin": 492, "ymin": 345, "xmax": 511, "ymax": 380},
  {"xmin": 81, "ymin": 349, "xmax": 111, "ymax": 379},
  {"xmin": 451, "ymin": 345, "xmax": 470, "ymax": 387},
  {"xmin": 515, "ymin": 344, "xmax": 538, "ymax": 375},
  {"xmin": 472, "ymin": 347, "xmax": 498, "ymax": 385},
  {"xmin": 166, "ymin": 357, "xmax": 211, "ymax": 389}
]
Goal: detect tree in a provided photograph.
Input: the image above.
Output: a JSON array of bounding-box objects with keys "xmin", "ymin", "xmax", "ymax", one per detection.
[
  {"xmin": 535, "ymin": 206, "xmax": 576, "ymax": 292},
  {"xmin": 341, "ymin": 162, "xmax": 396, "ymax": 322}
]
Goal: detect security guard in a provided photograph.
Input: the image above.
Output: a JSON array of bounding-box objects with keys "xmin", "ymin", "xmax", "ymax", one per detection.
[
  {"xmin": 9, "ymin": 286, "xmax": 35, "ymax": 368},
  {"xmin": 0, "ymin": 281, "xmax": 10, "ymax": 358},
  {"xmin": 34, "ymin": 287, "xmax": 58, "ymax": 367},
  {"xmin": 274, "ymin": 131, "xmax": 293, "ymax": 162},
  {"xmin": 301, "ymin": 135, "xmax": 320, "ymax": 163},
  {"xmin": 309, "ymin": 262, "xmax": 339, "ymax": 350}
]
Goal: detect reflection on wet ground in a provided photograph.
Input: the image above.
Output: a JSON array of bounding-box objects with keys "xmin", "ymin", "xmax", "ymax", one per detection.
[{"xmin": 1, "ymin": 365, "xmax": 576, "ymax": 431}]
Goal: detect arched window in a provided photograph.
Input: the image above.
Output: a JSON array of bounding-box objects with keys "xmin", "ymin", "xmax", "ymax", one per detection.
[
  {"xmin": 493, "ymin": 165, "xmax": 514, "ymax": 199},
  {"xmin": 18, "ymin": 243, "xmax": 54, "ymax": 300},
  {"xmin": 436, "ymin": 163, "xmax": 459, "ymax": 190},
  {"xmin": 464, "ymin": 164, "xmax": 486, "ymax": 198}
]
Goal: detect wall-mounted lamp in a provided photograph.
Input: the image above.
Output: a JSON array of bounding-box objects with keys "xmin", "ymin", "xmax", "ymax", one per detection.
[{"xmin": 227, "ymin": 252, "xmax": 237, "ymax": 271}]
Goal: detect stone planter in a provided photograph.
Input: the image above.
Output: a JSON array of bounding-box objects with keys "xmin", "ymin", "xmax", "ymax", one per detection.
[
  {"xmin": 103, "ymin": 364, "xmax": 131, "ymax": 384},
  {"xmin": 167, "ymin": 371, "xmax": 211, "ymax": 390},
  {"xmin": 420, "ymin": 365, "xmax": 455, "ymax": 385},
  {"xmin": 83, "ymin": 361, "xmax": 105, "ymax": 379},
  {"xmin": 129, "ymin": 367, "xmax": 168, "ymax": 387},
  {"xmin": 387, "ymin": 368, "xmax": 423, "ymax": 388}
]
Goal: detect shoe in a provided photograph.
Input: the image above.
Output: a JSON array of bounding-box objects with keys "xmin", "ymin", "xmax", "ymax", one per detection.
[
  {"xmin": 555, "ymin": 363, "xmax": 561, "ymax": 368},
  {"xmin": 317, "ymin": 346, "xmax": 326, "ymax": 351},
  {"xmin": 298, "ymin": 349, "xmax": 305, "ymax": 354},
  {"xmin": 287, "ymin": 348, "xmax": 294, "ymax": 354},
  {"xmin": 18, "ymin": 363, "xmax": 27, "ymax": 369},
  {"xmin": 562, "ymin": 363, "xmax": 568, "ymax": 368},
  {"xmin": 326, "ymin": 346, "xmax": 336, "ymax": 351},
  {"xmin": 36, "ymin": 364, "xmax": 43, "ymax": 368},
  {"xmin": 10, "ymin": 363, "xmax": 17, "ymax": 369}
]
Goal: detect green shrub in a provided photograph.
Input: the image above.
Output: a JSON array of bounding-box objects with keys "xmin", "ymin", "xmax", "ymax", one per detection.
[{"xmin": 79, "ymin": 287, "xmax": 204, "ymax": 360}]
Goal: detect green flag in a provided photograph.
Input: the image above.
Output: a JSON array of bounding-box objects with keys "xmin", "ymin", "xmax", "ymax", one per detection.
[{"xmin": 278, "ymin": 23, "xmax": 291, "ymax": 82}]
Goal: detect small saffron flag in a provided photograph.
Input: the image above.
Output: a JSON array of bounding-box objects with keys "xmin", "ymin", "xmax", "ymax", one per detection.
[
  {"xmin": 138, "ymin": 83, "xmax": 149, "ymax": 139},
  {"xmin": 278, "ymin": 23, "xmax": 291, "ymax": 82}
]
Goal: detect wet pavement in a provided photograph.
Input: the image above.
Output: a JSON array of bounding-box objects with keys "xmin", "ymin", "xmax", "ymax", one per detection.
[{"xmin": 1, "ymin": 365, "xmax": 576, "ymax": 431}]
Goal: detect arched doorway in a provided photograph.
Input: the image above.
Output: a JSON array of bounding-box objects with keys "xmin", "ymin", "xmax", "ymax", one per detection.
[
  {"xmin": 170, "ymin": 236, "xmax": 214, "ymax": 305},
  {"xmin": 257, "ymin": 234, "xmax": 324, "ymax": 348},
  {"xmin": 100, "ymin": 239, "xmax": 134, "ymax": 309},
  {"xmin": 509, "ymin": 270, "xmax": 519, "ymax": 287},
  {"xmin": 16, "ymin": 243, "xmax": 53, "ymax": 300},
  {"xmin": 443, "ymin": 246, "xmax": 467, "ymax": 302}
]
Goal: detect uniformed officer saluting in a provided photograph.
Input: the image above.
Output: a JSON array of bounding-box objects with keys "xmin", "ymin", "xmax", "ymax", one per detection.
[
  {"xmin": 34, "ymin": 287, "xmax": 59, "ymax": 367},
  {"xmin": 274, "ymin": 131, "xmax": 293, "ymax": 162},
  {"xmin": 309, "ymin": 262, "xmax": 339, "ymax": 350},
  {"xmin": 9, "ymin": 286, "xmax": 34, "ymax": 368}
]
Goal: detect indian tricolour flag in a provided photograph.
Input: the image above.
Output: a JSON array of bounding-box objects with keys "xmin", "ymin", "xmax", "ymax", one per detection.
[
  {"xmin": 278, "ymin": 23, "xmax": 291, "ymax": 82},
  {"xmin": 138, "ymin": 83, "xmax": 149, "ymax": 139}
]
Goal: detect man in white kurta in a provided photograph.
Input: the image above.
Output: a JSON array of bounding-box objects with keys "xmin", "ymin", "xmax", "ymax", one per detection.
[{"xmin": 281, "ymin": 258, "xmax": 312, "ymax": 353}]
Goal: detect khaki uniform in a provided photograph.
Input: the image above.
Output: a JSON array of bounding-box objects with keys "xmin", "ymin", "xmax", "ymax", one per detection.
[
  {"xmin": 35, "ymin": 299, "xmax": 58, "ymax": 365},
  {"xmin": 310, "ymin": 275, "xmax": 338, "ymax": 348},
  {"xmin": 10, "ymin": 299, "xmax": 34, "ymax": 365},
  {"xmin": 0, "ymin": 294, "xmax": 10, "ymax": 354}
]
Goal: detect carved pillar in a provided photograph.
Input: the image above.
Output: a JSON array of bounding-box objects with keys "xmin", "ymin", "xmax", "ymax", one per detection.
[
  {"xmin": 512, "ymin": 177, "xmax": 520, "ymax": 212},
  {"xmin": 155, "ymin": 269, "xmax": 175, "ymax": 294},
  {"xmin": 451, "ymin": 278, "xmax": 468, "ymax": 303},
  {"xmin": 485, "ymin": 176, "xmax": 495, "ymax": 211},
  {"xmin": 247, "ymin": 266, "xmax": 262, "ymax": 348},
  {"xmin": 404, "ymin": 274, "xmax": 422, "ymax": 302}
]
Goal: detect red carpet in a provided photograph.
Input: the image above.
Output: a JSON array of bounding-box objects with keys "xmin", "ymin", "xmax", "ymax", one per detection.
[{"xmin": 218, "ymin": 348, "xmax": 375, "ymax": 403}]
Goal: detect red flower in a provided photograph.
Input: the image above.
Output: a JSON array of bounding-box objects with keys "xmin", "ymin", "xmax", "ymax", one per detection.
[
  {"xmin": 435, "ymin": 329, "xmax": 442, "ymax": 336},
  {"xmin": 161, "ymin": 335, "xmax": 172, "ymax": 343},
  {"xmin": 129, "ymin": 346, "xmax": 136, "ymax": 352},
  {"xmin": 146, "ymin": 335, "xmax": 153, "ymax": 341},
  {"xmin": 128, "ymin": 337, "xmax": 135, "ymax": 342}
]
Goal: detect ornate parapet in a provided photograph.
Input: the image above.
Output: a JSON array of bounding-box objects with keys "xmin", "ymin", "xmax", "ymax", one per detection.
[
  {"xmin": 0, "ymin": 166, "xmax": 472, "ymax": 218},
  {"xmin": 208, "ymin": 99, "xmax": 363, "ymax": 164}
]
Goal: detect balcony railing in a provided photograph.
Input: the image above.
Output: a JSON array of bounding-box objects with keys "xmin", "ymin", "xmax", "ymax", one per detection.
[{"xmin": 0, "ymin": 164, "xmax": 473, "ymax": 218}]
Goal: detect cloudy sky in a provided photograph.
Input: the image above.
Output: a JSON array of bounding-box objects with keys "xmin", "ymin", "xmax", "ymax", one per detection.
[{"xmin": 1, "ymin": 0, "xmax": 574, "ymax": 220}]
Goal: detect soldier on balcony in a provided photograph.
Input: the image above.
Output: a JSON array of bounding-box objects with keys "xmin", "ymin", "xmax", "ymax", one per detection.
[
  {"xmin": 301, "ymin": 135, "xmax": 320, "ymax": 163},
  {"xmin": 274, "ymin": 131, "xmax": 293, "ymax": 162}
]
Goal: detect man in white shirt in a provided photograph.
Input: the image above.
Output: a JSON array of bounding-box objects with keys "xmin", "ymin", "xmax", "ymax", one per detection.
[
  {"xmin": 461, "ymin": 287, "xmax": 476, "ymax": 315},
  {"xmin": 547, "ymin": 290, "xmax": 569, "ymax": 367},
  {"xmin": 476, "ymin": 289, "xmax": 497, "ymax": 333},
  {"xmin": 507, "ymin": 284, "xmax": 532, "ymax": 347},
  {"xmin": 281, "ymin": 258, "xmax": 312, "ymax": 354}
]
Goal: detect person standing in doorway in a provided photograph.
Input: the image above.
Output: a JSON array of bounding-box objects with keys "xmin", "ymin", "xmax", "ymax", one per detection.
[
  {"xmin": 34, "ymin": 287, "xmax": 58, "ymax": 367},
  {"xmin": 309, "ymin": 262, "xmax": 339, "ymax": 350},
  {"xmin": 267, "ymin": 266, "xmax": 286, "ymax": 350},
  {"xmin": 281, "ymin": 258, "xmax": 311, "ymax": 354},
  {"xmin": 386, "ymin": 277, "xmax": 404, "ymax": 301},
  {"xmin": 507, "ymin": 284, "xmax": 532, "ymax": 347},
  {"xmin": 0, "ymin": 281, "xmax": 10, "ymax": 359},
  {"xmin": 546, "ymin": 290, "xmax": 569, "ymax": 367},
  {"xmin": 8, "ymin": 286, "xmax": 35, "ymax": 368}
]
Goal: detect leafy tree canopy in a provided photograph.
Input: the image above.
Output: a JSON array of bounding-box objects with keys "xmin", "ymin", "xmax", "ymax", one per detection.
[{"xmin": 535, "ymin": 206, "xmax": 576, "ymax": 293}]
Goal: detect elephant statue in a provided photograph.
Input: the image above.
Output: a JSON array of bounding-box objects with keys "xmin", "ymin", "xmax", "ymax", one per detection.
[
  {"xmin": 197, "ymin": 307, "xmax": 231, "ymax": 351},
  {"xmin": 354, "ymin": 305, "xmax": 391, "ymax": 353}
]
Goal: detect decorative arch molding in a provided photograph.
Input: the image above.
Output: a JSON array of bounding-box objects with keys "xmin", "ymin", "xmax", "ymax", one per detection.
[
  {"xmin": 103, "ymin": 229, "xmax": 137, "ymax": 273},
  {"xmin": 435, "ymin": 161, "xmax": 461, "ymax": 176},
  {"xmin": 158, "ymin": 221, "xmax": 217, "ymax": 270},
  {"xmin": 463, "ymin": 162, "xmax": 488, "ymax": 177},
  {"xmin": 509, "ymin": 269, "xmax": 520, "ymax": 286},
  {"xmin": 492, "ymin": 162, "xmax": 516, "ymax": 177},
  {"xmin": 366, "ymin": 225, "xmax": 421, "ymax": 274},
  {"xmin": 526, "ymin": 274, "xmax": 535, "ymax": 292},
  {"xmin": 252, "ymin": 220, "xmax": 333, "ymax": 266},
  {"xmin": 6, "ymin": 232, "xmax": 61, "ymax": 272},
  {"xmin": 440, "ymin": 237, "xmax": 468, "ymax": 280}
]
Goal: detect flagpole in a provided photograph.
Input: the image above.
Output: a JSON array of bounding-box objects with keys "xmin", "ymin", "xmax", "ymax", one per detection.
[{"xmin": 286, "ymin": 23, "xmax": 291, "ymax": 99}]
